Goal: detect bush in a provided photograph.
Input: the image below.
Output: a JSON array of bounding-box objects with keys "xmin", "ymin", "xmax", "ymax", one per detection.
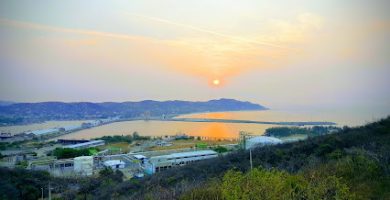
[
  {"xmin": 0, "ymin": 168, "xmax": 52, "ymax": 200},
  {"xmin": 96, "ymin": 132, "xmax": 150, "ymax": 144},
  {"xmin": 213, "ymin": 146, "xmax": 228, "ymax": 153},
  {"xmin": 182, "ymin": 167, "xmax": 352, "ymax": 200},
  {"xmin": 52, "ymin": 147, "xmax": 97, "ymax": 159},
  {"xmin": 15, "ymin": 160, "xmax": 28, "ymax": 168},
  {"xmin": 265, "ymin": 126, "xmax": 341, "ymax": 137}
]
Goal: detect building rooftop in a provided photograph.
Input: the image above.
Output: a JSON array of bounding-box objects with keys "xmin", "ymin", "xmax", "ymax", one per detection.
[
  {"xmin": 133, "ymin": 155, "xmax": 147, "ymax": 159},
  {"xmin": 29, "ymin": 128, "xmax": 59, "ymax": 135},
  {"xmin": 65, "ymin": 140, "xmax": 105, "ymax": 149},
  {"xmin": 152, "ymin": 150, "xmax": 217, "ymax": 160},
  {"xmin": 73, "ymin": 156, "xmax": 93, "ymax": 161},
  {"xmin": 246, "ymin": 136, "xmax": 283, "ymax": 149},
  {"xmin": 62, "ymin": 125, "xmax": 81, "ymax": 131},
  {"xmin": 104, "ymin": 160, "xmax": 125, "ymax": 166}
]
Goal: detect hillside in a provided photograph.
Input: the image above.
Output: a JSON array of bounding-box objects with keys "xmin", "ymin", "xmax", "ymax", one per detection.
[
  {"xmin": 114, "ymin": 116, "xmax": 390, "ymax": 199},
  {"xmin": 0, "ymin": 98, "xmax": 267, "ymax": 125},
  {"xmin": 0, "ymin": 117, "xmax": 388, "ymax": 199}
]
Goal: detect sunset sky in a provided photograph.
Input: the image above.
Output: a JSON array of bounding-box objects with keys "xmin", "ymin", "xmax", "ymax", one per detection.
[{"xmin": 0, "ymin": 0, "xmax": 389, "ymax": 113}]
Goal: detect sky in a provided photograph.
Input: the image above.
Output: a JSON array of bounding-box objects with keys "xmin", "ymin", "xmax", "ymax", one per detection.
[{"xmin": 0, "ymin": 0, "xmax": 389, "ymax": 114}]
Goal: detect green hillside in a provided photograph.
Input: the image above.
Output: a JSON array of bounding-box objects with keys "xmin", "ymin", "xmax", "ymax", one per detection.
[
  {"xmin": 0, "ymin": 117, "xmax": 389, "ymax": 200},
  {"xmin": 126, "ymin": 117, "xmax": 390, "ymax": 199}
]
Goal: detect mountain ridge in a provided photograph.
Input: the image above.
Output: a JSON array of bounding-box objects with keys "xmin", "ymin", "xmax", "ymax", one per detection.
[{"xmin": 0, "ymin": 98, "xmax": 267, "ymax": 126}]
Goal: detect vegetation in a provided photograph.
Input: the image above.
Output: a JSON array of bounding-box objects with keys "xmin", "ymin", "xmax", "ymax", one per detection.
[
  {"xmin": 0, "ymin": 167, "xmax": 124, "ymax": 200},
  {"xmin": 181, "ymin": 167, "xmax": 352, "ymax": 200},
  {"xmin": 0, "ymin": 116, "xmax": 23, "ymax": 126},
  {"xmin": 96, "ymin": 132, "xmax": 150, "ymax": 144},
  {"xmin": 265, "ymin": 126, "xmax": 342, "ymax": 138},
  {"xmin": 0, "ymin": 168, "xmax": 52, "ymax": 200},
  {"xmin": 0, "ymin": 140, "xmax": 28, "ymax": 150},
  {"xmin": 0, "ymin": 117, "xmax": 389, "ymax": 199},
  {"xmin": 51, "ymin": 147, "xmax": 98, "ymax": 159},
  {"xmin": 212, "ymin": 146, "xmax": 228, "ymax": 153},
  {"xmin": 195, "ymin": 142, "xmax": 208, "ymax": 149},
  {"xmin": 76, "ymin": 167, "xmax": 124, "ymax": 199},
  {"xmin": 122, "ymin": 116, "xmax": 390, "ymax": 199},
  {"xmin": 15, "ymin": 160, "xmax": 28, "ymax": 169},
  {"xmin": 180, "ymin": 149, "xmax": 388, "ymax": 199}
]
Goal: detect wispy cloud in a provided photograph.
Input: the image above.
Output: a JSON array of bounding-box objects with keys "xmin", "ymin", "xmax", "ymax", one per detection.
[
  {"xmin": 0, "ymin": 15, "xmax": 319, "ymax": 82},
  {"xmin": 0, "ymin": 18, "xmax": 143, "ymax": 41},
  {"xmin": 127, "ymin": 13, "xmax": 296, "ymax": 50}
]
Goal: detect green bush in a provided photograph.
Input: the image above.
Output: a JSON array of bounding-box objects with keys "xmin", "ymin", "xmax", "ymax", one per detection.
[
  {"xmin": 96, "ymin": 132, "xmax": 150, "ymax": 143},
  {"xmin": 213, "ymin": 146, "xmax": 228, "ymax": 153},
  {"xmin": 265, "ymin": 126, "xmax": 341, "ymax": 137},
  {"xmin": 52, "ymin": 147, "xmax": 97, "ymax": 159},
  {"xmin": 182, "ymin": 167, "xmax": 352, "ymax": 200}
]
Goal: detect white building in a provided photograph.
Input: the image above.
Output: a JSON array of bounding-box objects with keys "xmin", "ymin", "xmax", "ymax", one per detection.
[
  {"xmin": 28, "ymin": 128, "xmax": 59, "ymax": 136},
  {"xmin": 103, "ymin": 160, "xmax": 125, "ymax": 169},
  {"xmin": 65, "ymin": 140, "xmax": 105, "ymax": 149},
  {"xmin": 74, "ymin": 156, "xmax": 94, "ymax": 176},
  {"xmin": 148, "ymin": 150, "xmax": 218, "ymax": 173},
  {"xmin": 133, "ymin": 154, "xmax": 147, "ymax": 164},
  {"xmin": 61, "ymin": 125, "xmax": 81, "ymax": 132},
  {"xmin": 245, "ymin": 136, "xmax": 282, "ymax": 149}
]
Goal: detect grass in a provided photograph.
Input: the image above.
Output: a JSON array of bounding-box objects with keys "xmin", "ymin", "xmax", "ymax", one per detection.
[{"xmin": 99, "ymin": 142, "xmax": 132, "ymax": 153}]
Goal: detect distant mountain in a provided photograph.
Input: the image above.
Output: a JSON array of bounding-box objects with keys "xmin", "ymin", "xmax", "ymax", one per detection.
[
  {"xmin": 0, "ymin": 98, "xmax": 267, "ymax": 125},
  {"xmin": 0, "ymin": 101, "xmax": 15, "ymax": 106}
]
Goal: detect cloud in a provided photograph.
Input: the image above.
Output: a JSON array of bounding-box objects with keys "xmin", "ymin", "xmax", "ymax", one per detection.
[
  {"xmin": 0, "ymin": 14, "xmax": 323, "ymax": 83},
  {"xmin": 258, "ymin": 13, "xmax": 323, "ymax": 44},
  {"xmin": 0, "ymin": 18, "xmax": 144, "ymax": 41},
  {"xmin": 127, "ymin": 13, "xmax": 295, "ymax": 50}
]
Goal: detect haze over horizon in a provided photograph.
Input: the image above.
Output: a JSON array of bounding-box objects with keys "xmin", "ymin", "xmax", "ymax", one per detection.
[{"xmin": 0, "ymin": 0, "xmax": 389, "ymax": 114}]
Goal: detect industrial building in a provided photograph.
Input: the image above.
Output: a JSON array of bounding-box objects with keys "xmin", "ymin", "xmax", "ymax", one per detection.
[
  {"xmin": 147, "ymin": 150, "xmax": 218, "ymax": 173},
  {"xmin": 103, "ymin": 160, "xmax": 125, "ymax": 169},
  {"xmin": 29, "ymin": 157, "xmax": 75, "ymax": 177},
  {"xmin": 74, "ymin": 156, "xmax": 94, "ymax": 176},
  {"xmin": 61, "ymin": 125, "xmax": 82, "ymax": 132},
  {"xmin": 28, "ymin": 128, "xmax": 59, "ymax": 136},
  {"xmin": 245, "ymin": 136, "xmax": 282, "ymax": 149},
  {"xmin": 133, "ymin": 154, "xmax": 147, "ymax": 164},
  {"xmin": 65, "ymin": 140, "xmax": 105, "ymax": 149}
]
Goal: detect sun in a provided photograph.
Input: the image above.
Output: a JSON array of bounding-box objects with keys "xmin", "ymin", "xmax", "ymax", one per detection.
[{"xmin": 213, "ymin": 79, "xmax": 220, "ymax": 85}]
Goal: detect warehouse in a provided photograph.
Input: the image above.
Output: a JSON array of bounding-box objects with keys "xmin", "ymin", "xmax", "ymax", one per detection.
[
  {"xmin": 65, "ymin": 140, "xmax": 105, "ymax": 149},
  {"xmin": 28, "ymin": 128, "xmax": 59, "ymax": 136},
  {"xmin": 148, "ymin": 150, "xmax": 217, "ymax": 173},
  {"xmin": 245, "ymin": 136, "xmax": 282, "ymax": 149}
]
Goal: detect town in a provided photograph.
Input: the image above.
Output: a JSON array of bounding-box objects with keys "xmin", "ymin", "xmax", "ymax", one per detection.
[{"xmin": 0, "ymin": 122, "xmax": 288, "ymax": 180}]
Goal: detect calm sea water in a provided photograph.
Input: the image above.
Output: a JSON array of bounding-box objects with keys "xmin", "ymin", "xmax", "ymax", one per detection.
[
  {"xmin": 54, "ymin": 109, "xmax": 388, "ymax": 140},
  {"xmin": 0, "ymin": 120, "xmax": 91, "ymax": 135}
]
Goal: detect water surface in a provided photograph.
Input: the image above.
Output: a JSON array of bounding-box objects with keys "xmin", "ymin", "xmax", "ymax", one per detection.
[
  {"xmin": 0, "ymin": 120, "xmax": 90, "ymax": 135},
  {"xmin": 3, "ymin": 109, "xmax": 387, "ymax": 140}
]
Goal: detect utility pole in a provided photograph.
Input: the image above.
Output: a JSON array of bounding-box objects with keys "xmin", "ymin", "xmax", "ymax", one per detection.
[
  {"xmin": 250, "ymin": 148, "xmax": 253, "ymax": 170},
  {"xmin": 240, "ymin": 131, "xmax": 253, "ymax": 170},
  {"xmin": 48, "ymin": 182, "xmax": 51, "ymax": 200},
  {"xmin": 41, "ymin": 187, "xmax": 43, "ymax": 200}
]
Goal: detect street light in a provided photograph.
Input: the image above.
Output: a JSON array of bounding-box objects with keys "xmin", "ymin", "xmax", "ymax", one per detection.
[{"xmin": 250, "ymin": 148, "xmax": 253, "ymax": 170}]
